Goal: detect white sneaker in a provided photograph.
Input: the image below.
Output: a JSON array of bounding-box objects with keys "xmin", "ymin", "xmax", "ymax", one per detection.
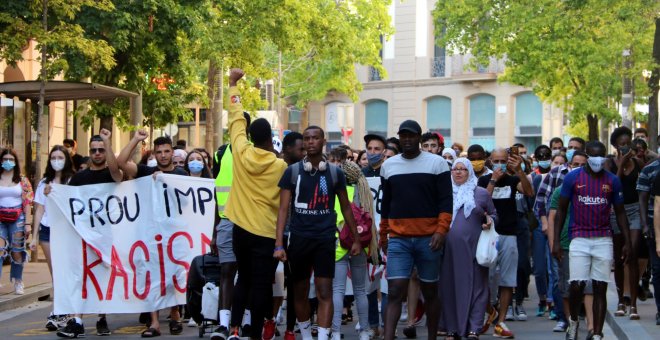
[
  {"xmin": 331, "ymin": 332, "xmax": 341, "ymax": 340},
  {"xmin": 187, "ymin": 318, "xmax": 197, "ymax": 327},
  {"xmin": 359, "ymin": 330, "xmax": 370, "ymax": 340},
  {"xmin": 505, "ymin": 305, "xmax": 514, "ymax": 321},
  {"xmin": 566, "ymin": 319, "xmax": 579, "ymax": 340},
  {"xmin": 14, "ymin": 281, "xmax": 24, "ymax": 295},
  {"xmin": 400, "ymin": 302, "xmax": 408, "ymax": 323}
]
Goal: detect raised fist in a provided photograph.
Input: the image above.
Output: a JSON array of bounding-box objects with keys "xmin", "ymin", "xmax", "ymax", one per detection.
[
  {"xmin": 134, "ymin": 129, "xmax": 149, "ymax": 142},
  {"xmin": 99, "ymin": 128, "xmax": 112, "ymax": 141},
  {"xmin": 229, "ymin": 68, "xmax": 245, "ymax": 86}
]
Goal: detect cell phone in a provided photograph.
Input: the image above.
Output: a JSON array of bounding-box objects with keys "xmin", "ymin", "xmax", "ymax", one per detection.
[
  {"xmin": 510, "ymin": 146, "xmax": 519, "ymax": 156},
  {"xmin": 482, "ymin": 214, "xmax": 489, "ymax": 225}
]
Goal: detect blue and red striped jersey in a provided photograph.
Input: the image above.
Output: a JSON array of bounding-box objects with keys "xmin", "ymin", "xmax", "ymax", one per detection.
[{"xmin": 560, "ymin": 167, "xmax": 623, "ymax": 239}]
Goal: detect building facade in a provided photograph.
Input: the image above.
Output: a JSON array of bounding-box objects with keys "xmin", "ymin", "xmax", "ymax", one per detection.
[{"xmin": 307, "ymin": 0, "xmax": 566, "ymax": 151}]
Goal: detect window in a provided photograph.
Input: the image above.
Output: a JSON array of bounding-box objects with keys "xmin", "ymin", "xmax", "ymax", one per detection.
[
  {"xmin": 288, "ymin": 108, "xmax": 301, "ymax": 132},
  {"xmin": 427, "ymin": 96, "xmax": 451, "ymax": 145},
  {"xmin": 469, "ymin": 94, "xmax": 495, "ymax": 150},
  {"xmin": 365, "ymin": 100, "xmax": 388, "ymax": 139},
  {"xmin": 431, "ymin": 28, "xmax": 446, "ymax": 77},
  {"xmin": 515, "ymin": 92, "xmax": 542, "ymax": 136}
]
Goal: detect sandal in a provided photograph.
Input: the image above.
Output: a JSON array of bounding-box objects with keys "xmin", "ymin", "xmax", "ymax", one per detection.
[
  {"xmin": 141, "ymin": 328, "xmax": 161, "ymax": 338},
  {"xmin": 445, "ymin": 332, "xmax": 459, "ymax": 340},
  {"xmin": 467, "ymin": 331, "xmax": 479, "ymax": 339},
  {"xmin": 614, "ymin": 303, "xmax": 626, "ymax": 317},
  {"xmin": 629, "ymin": 307, "xmax": 640, "ymax": 320},
  {"xmin": 169, "ymin": 320, "xmax": 183, "ymax": 335}
]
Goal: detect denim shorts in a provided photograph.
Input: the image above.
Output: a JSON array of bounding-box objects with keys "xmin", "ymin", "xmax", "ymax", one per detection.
[
  {"xmin": 0, "ymin": 212, "xmax": 26, "ymax": 257},
  {"xmin": 39, "ymin": 224, "xmax": 50, "ymax": 243},
  {"xmin": 569, "ymin": 237, "xmax": 613, "ymax": 283},
  {"xmin": 386, "ymin": 236, "xmax": 442, "ymax": 283}
]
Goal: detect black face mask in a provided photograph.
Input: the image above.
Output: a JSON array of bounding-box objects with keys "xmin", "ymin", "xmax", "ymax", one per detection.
[{"xmin": 619, "ymin": 146, "xmax": 631, "ymax": 155}]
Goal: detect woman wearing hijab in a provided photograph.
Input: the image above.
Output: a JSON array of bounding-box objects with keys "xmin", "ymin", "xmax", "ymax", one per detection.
[
  {"xmin": 442, "ymin": 148, "xmax": 457, "ymax": 164},
  {"xmin": 441, "ymin": 158, "xmax": 498, "ymax": 339}
]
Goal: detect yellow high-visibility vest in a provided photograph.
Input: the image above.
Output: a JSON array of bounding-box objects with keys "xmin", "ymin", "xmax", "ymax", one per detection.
[{"xmin": 215, "ymin": 145, "xmax": 233, "ymax": 218}]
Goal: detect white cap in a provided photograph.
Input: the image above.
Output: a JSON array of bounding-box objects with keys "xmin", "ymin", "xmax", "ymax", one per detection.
[{"xmin": 272, "ymin": 137, "xmax": 282, "ymax": 153}]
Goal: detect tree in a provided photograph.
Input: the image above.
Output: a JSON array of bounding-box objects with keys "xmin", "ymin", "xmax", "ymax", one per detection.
[{"xmin": 433, "ymin": 0, "xmax": 659, "ymax": 141}]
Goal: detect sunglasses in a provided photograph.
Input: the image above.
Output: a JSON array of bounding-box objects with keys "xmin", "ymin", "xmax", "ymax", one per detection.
[{"xmin": 90, "ymin": 148, "xmax": 106, "ymax": 154}]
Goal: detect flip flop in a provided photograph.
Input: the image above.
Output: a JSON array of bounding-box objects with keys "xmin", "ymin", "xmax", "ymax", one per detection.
[
  {"xmin": 141, "ymin": 328, "xmax": 161, "ymax": 338},
  {"xmin": 169, "ymin": 320, "xmax": 183, "ymax": 335}
]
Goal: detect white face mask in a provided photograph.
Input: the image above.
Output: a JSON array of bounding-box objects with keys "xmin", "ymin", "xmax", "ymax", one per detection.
[
  {"xmin": 50, "ymin": 159, "xmax": 65, "ymax": 171},
  {"xmin": 587, "ymin": 156, "xmax": 606, "ymax": 173},
  {"xmin": 657, "ymin": 146, "xmax": 660, "ymax": 155},
  {"xmin": 551, "ymin": 149, "xmax": 560, "ymax": 157},
  {"xmin": 147, "ymin": 159, "xmax": 158, "ymax": 167}
]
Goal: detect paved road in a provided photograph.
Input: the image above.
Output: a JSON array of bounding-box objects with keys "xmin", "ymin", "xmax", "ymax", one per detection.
[{"xmin": 0, "ymin": 299, "xmax": 615, "ymax": 340}]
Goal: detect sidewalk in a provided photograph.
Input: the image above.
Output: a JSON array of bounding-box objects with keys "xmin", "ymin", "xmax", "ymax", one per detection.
[
  {"xmin": 0, "ymin": 261, "xmax": 52, "ymax": 313},
  {"xmin": 606, "ymin": 281, "xmax": 659, "ymax": 339}
]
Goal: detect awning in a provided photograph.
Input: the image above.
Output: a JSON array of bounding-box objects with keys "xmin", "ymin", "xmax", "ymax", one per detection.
[{"xmin": 0, "ymin": 80, "xmax": 138, "ymax": 103}]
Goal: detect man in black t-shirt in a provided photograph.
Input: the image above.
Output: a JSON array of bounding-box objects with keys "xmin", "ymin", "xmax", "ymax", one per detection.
[
  {"xmin": 57, "ymin": 129, "xmax": 121, "ymax": 338},
  {"xmin": 64, "ymin": 138, "xmax": 85, "ymax": 171},
  {"xmin": 477, "ymin": 148, "xmax": 533, "ymax": 338},
  {"xmin": 274, "ymin": 126, "xmax": 361, "ymax": 340},
  {"xmin": 116, "ymin": 131, "xmax": 187, "ymax": 337}
]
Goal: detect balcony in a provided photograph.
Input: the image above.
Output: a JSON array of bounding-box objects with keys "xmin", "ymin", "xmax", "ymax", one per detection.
[
  {"xmin": 451, "ymin": 54, "xmax": 505, "ymax": 77},
  {"xmin": 431, "ymin": 57, "xmax": 446, "ymax": 78},
  {"xmin": 368, "ymin": 66, "xmax": 382, "ymax": 81}
]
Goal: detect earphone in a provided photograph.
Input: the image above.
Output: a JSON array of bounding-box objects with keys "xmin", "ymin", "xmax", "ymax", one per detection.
[{"xmin": 303, "ymin": 156, "xmax": 327, "ymax": 172}]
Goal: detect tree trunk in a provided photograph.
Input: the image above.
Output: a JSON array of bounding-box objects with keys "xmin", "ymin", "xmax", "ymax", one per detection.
[
  {"xmin": 100, "ymin": 116, "xmax": 113, "ymax": 132},
  {"xmin": 213, "ymin": 61, "xmax": 223, "ymax": 148},
  {"xmin": 648, "ymin": 17, "xmax": 660, "ymax": 152},
  {"xmin": 587, "ymin": 114, "xmax": 599, "ymax": 142},
  {"xmin": 205, "ymin": 60, "xmax": 217, "ymax": 153}
]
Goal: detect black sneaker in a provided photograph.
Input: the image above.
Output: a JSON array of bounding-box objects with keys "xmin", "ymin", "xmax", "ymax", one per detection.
[
  {"xmin": 241, "ymin": 324, "xmax": 251, "ymax": 337},
  {"xmin": 46, "ymin": 314, "xmax": 59, "ymax": 331},
  {"xmin": 402, "ymin": 325, "xmax": 416, "ymax": 339},
  {"xmin": 656, "ymin": 312, "xmax": 660, "ymax": 326},
  {"xmin": 96, "ymin": 317, "xmax": 111, "ymax": 336},
  {"xmin": 57, "ymin": 319, "xmax": 86, "ymax": 338},
  {"xmin": 211, "ymin": 326, "xmax": 229, "ymax": 340}
]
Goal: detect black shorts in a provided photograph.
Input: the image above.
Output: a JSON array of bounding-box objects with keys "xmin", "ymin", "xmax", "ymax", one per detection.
[{"xmin": 288, "ymin": 234, "xmax": 335, "ymax": 281}]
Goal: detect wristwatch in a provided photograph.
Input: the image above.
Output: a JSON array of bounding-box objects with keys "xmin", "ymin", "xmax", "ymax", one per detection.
[{"xmin": 489, "ymin": 179, "xmax": 496, "ymax": 185}]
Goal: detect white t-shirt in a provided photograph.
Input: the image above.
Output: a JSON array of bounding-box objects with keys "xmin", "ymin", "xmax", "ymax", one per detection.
[{"xmin": 34, "ymin": 179, "xmax": 51, "ymax": 227}]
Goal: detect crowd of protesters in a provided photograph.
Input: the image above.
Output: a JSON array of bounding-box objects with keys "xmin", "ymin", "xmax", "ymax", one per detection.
[{"xmin": 1, "ymin": 68, "xmax": 660, "ymax": 340}]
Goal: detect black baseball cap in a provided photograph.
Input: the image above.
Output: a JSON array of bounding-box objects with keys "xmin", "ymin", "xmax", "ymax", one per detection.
[
  {"xmin": 397, "ymin": 120, "xmax": 422, "ymax": 135},
  {"xmin": 364, "ymin": 134, "xmax": 387, "ymax": 147}
]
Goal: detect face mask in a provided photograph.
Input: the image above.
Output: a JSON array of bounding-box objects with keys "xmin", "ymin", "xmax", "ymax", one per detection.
[
  {"xmin": 367, "ymin": 152, "xmax": 384, "ymax": 167},
  {"xmin": 551, "ymin": 149, "xmax": 560, "ymax": 156},
  {"xmin": 493, "ymin": 163, "xmax": 507, "ymax": 173},
  {"xmin": 587, "ymin": 156, "xmax": 606, "ymax": 173},
  {"xmin": 570, "ymin": 165, "xmax": 583, "ymax": 172},
  {"xmin": 471, "ymin": 160, "xmax": 485, "ymax": 172},
  {"xmin": 538, "ymin": 160, "xmax": 551, "ymax": 169},
  {"xmin": 50, "ymin": 159, "xmax": 65, "ymax": 171},
  {"xmin": 532, "ymin": 161, "xmax": 538, "ymax": 168},
  {"xmin": 188, "ymin": 160, "xmax": 205, "ymax": 174},
  {"xmin": 657, "ymin": 146, "xmax": 660, "ymax": 155},
  {"xmin": 1, "ymin": 160, "xmax": 15, "ymax": 171},
  {"xmin": 521, "ymin": 163, "xmax": 526, "ymax": 172},
  {"xmin": 66, "ymin": 147, "xmax": 74, "ymax": 154},
  {"xmin": 147, "ymin": 159, "xmax": 158, "ymax": 167},
  {"xmin": 566, "ymin": 149, "xmax": 576, "ymax": 163},
  {"xmin": 520, "ymin": 152, "xmax": 527, "ymax": 159},
  {"xmin": 619, "ymin": 146, "xmax": 631, "ymax": 156}
]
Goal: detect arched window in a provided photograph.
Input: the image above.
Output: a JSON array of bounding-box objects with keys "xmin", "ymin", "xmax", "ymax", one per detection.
[
  {"xmin": 365, "ymin": 100, "xmax": 388, "ymax": 139},
  {"xmin": 515, "ymin": 92, "xmax": 543, "ymax": 151},
  {"xmin": 469, "ymin": 94, "xmax": 495, "ymax": 151},
  {"xmin": 427, "ymin": 96, "xmax": 451, "ymax": 145}
]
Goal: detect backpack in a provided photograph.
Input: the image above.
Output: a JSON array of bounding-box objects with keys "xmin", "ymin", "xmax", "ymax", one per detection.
[{"xmin": 339, "ymin": 203, "xmax": 373, "ymax": 249}]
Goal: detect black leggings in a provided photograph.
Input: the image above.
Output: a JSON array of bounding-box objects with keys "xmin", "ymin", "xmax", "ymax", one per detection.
[{"xmin": 230, "ymin": 225, "xmax": 277, "ymax": 338}]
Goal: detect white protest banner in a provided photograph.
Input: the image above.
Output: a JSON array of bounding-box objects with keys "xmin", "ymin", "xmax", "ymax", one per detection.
[
  {"xmin": 366, "ymin": 177, "xmax": 382, "ymax": 227},
  {"xmin": 48, "ymin": 174, "xmax": 215, "ymax": 314}
]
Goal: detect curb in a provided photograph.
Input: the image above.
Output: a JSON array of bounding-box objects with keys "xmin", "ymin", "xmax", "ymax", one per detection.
[
  {"xmin": 605, "ymin": 286, "xmax": 654, "ymax": 340},
  {"xmin": 0, "ymin": 282, "xmax": 52, "ymax": 313}
]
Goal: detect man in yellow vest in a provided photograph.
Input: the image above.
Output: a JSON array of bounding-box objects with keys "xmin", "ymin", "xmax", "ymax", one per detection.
[
  {"xmin": 210, "ymin": 111, "xmax": 251, "ymax": 340},
  {"xmin": 223, "ymin": 68, "xmax": 288, "ymax": 340}
]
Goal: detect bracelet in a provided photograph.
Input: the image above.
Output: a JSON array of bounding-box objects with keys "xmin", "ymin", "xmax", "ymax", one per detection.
[{"xmin": 274, "ymin": 246, "xmax": 284, "ymax": 252}]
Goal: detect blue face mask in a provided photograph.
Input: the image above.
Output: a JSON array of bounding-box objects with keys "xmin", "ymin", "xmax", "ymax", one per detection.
[
  {"xmin": 493, "ymin": 163, "xmax": 507, "ymax": 173},
  {"xmin": 566, "ymin": 149, "xmax": 576, "ymax": 163},
  {"xmin": 521, "ymin": 162, "xmax": 526, "ymax": 172},
  {"xmin": 1, "ymin": 160, "xmax": 15, "ymax": 171},
  {"xmin": 188, "ymin": 160, "xmax": 205, "ymax": 174},
  {"xmin": 538, "ymin": 160, "xmax": 551, "ymax": 169},
  {"xmin": 532, "ymin": 161, "xmax": 538, "ymax": 168},
  {"xmin": 367, "ymin": 152, "xmax": 384, "ymax": 167}
]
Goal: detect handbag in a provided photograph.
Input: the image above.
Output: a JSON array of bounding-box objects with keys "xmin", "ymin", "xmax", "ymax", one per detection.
[
  {"xmin": 339, "ymin": 203, "xmax": 373, "ymax": 249},
  {"xmin": 0, "ymin": 207, "xmax": 22, "ymax": 223}
]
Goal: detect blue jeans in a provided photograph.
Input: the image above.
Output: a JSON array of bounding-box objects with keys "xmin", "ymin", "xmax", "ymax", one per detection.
[
  {"xmin": 532, "ymin": 226, "xmax": 550, "ymax": 302},
  {"xmin": 550, "ymin": 258, "xmax": 566, "ymax": 322},
  {"xmin": 515, "ymin": 214, "xmax": 531, "ymax": 305},
  {"xmin": 368, "ymin": 290, "xmax": 389, "ymax": 328},
  {"xmin": 0, "ymin": 213, "xmax": 27, "ymax": 281},
  {"xmin": 332, "ymin": 253, "xmax": 369, "ymax": 333}
]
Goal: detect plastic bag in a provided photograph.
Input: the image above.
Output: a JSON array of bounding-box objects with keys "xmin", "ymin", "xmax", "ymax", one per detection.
[
  {"xmin": 201, "ymin": 282, "xmax": 219, "ymax": 321},
  {"xmin": 476, "ymin": 228, "xmax": 499, "ymax": 267}
]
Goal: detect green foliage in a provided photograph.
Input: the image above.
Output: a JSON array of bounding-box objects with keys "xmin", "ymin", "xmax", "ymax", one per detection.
[{"xmin": 433, "ymin": 0, "xmax": 660, "ymax": 137}]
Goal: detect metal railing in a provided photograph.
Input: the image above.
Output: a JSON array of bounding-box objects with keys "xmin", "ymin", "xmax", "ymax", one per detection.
[
  {"xmin": 368, "ymin": 66, "xmax": 382, "ymax": 81},
  {"xmin": 431, "ymin": 57, "xmax": 446, "ymax": 78}
]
